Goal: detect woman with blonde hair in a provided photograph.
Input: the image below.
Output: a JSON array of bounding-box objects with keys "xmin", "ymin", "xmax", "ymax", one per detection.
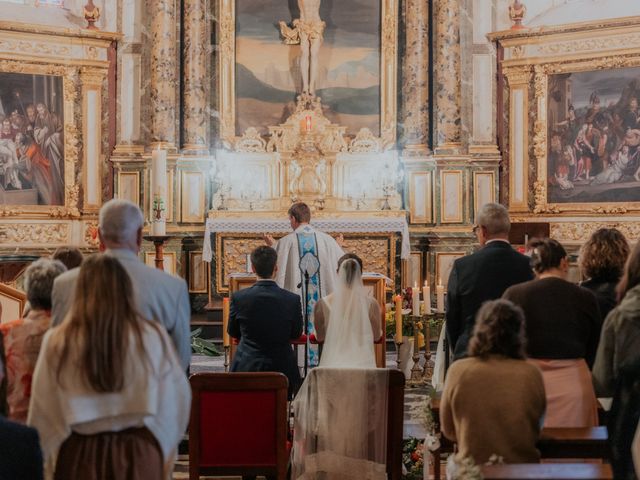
[{"xmin": 28, "ymin": 255, "xmax": 190, "ymax": 479}]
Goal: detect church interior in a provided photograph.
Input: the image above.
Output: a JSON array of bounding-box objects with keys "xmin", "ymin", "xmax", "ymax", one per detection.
[{"xmin": 1, "ymin": 0, "xmax": 640, "ymax": 478}]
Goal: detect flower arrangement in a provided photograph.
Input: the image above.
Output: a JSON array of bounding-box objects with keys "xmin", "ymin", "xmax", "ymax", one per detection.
[
  {"xmin": 401, "ymin": 437, "xmax": 425, "ymax": 479},
  {"xmin": 190, "ymin": 328, "xmax": 221, "ymax": 356}
]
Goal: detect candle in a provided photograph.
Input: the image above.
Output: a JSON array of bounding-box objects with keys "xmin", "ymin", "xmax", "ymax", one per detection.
[
  {"xmin": 422, "ymin": 280, "xmax": 431, "ymax": 315},
  {"xmin": 412, "ymin": 283, "xmax": 420, "ymax": 316},
  {"xmin": 151, "ymin": 148, "xmax": 167, "ymax": 236},
  {"xmin": 394, "ymin": 294, "xmax": 403, "ymax": 342},
  {"xmin": 305, "ymin": 115, "xmax": 312, "ymax": 132},
  {"xmin": 436, "ymin": 278, "xmax": 445, "ymax": 312},
  {"xmin": 222, "ymin": 297, "xmax": 230, "ymax": 347}
]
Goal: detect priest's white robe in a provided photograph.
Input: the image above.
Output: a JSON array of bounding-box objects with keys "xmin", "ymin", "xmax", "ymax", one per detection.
[{"xmin": 273, "ymin": 224, "xmax": 345, "ymax": 299}]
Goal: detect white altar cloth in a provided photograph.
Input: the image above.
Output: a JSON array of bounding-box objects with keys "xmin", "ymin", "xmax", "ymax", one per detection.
[{"xmin": 203, "ymin": 216, "xmax": 411, "ymax": 262}]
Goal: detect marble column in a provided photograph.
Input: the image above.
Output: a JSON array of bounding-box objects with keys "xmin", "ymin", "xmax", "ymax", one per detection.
[
  {"xmin": 182, "ymin": 0, "xmax": 209, "ymax": 152},
  {"xmin": 434, "ymin": 0, "xmax": 462, "ymax": 150},
  {"xmin": 401, "ymin": 0, "xmax": 430, "ymax": 155},
  {"xmin": 150, "ymin": 0, "xmax": 178, "ymax": 149}
]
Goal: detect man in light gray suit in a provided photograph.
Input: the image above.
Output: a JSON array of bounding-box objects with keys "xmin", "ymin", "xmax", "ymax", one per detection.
[{"xmin": 51, "ymin": 199, "xmax": 191, "ymax": 370}]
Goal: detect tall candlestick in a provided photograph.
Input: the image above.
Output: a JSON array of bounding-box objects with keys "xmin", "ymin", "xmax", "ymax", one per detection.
[
  {"xmin": 222, "ymin": 297, "xmax": 230, "ymax": 347},
  {"xmin": 412, "ymin": 283, "xmax": 420, "ymax": 316},
  {"xmin": 422, "ymin": 280, "xmax": 431, "ymax": 315},
  {"xmin": 436, "ymin": 278, "xmax": 445, "ymax": 312},
  {"xmin": 305, "ymin": 115, "xmax": 312, "ymax": 132},
  {"xmin": 394, "ymin": 294, "xmax": 403, "ymax": 342},
  {"xmin": 151, "ymin": 148, "xmax": 167, "ymax": 236}
]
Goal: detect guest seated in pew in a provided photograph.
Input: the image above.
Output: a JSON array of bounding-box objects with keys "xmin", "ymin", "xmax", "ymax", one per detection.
[
  {"xmin": 51, "ymin": 246, "xmax": 84, "ymax": 271},
  {"xmin": 228, "ymin": 246, "xmax": 303, "ymax": 399},
  {"xmin": 440, "ymin": 299, "xmax": 546, "ymax": 464},
  {"xmin": 0, "ymin": 357, "xmax": 44, "ymax": 480},
  {"xmin": 313, "ymin": 253, "xmax": 382, "ymax": 343},
  {"xmin": 593, "ymin": 242, "xmax": 640, "ymax": 479},
  {"xmin": 0, "ymin": 258, "xmax": 66, "ymax": 423},
  {"xmin": 503, "ymin": 238, "xmax": 601, "ymax": 428},
  {"xmin": 28, "ymin": 255, "xmax": 191, "ymax": 479},
  {"xmin": 579, "ymin": 228, "xmax": 629, "ymax": 319}
]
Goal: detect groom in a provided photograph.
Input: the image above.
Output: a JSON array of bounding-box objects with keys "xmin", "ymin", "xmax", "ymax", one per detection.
[{"xmin": 264, "ymin": 202, "xmax": 344, "ymax": 366}]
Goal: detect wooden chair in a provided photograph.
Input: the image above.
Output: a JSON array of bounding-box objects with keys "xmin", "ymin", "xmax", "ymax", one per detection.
[
  {"xmin": 188, "ymin": 372, "xmax": 289, "ymax": 480},
  {"xmin": 386, "ymin": 369, "xmax": 405, "ymax": 479}
]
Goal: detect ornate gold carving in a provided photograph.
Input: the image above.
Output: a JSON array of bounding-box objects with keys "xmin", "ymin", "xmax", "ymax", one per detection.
[
  {"xmin": 533, "ymin": 120, "xmax": 546, "ymax": 161},
  {"xmin": 512, "ymin": 45, "xmax": 525, "ymax": 59},
  {"xmin": 235, "ymin": 127, "xmax": 267, "ymax": 152},
  {"xmin": 342, "ymin": 237, "xmax": 392, "ymax": 278},
  {"xmin": 538, "ymin": 33, "xmax": 640, "ymax": 55},
  {"xmin": 503, "ymin": 65, "xmax": 531, "ymax": 85},
  {"xmin": 348, "ymin": 128, "xmax": 381, "ymax": 153},
  {"xmin": 0, "ymin": 223, "xmax": 69, "ymax": 244},
  {"xmin": 533, "ymin": 181, "xmax": 559, "ymax": 214},
  {"xmin": 551, "ymin": 222, "xmax": 640, "ymax": 242},
  {"xmin": 0, "ymin": 39, "xmax": 70, "ymax": 57},
  {"xmin": 590, "ymin": 205, "xmax": 628, "ymax": 214},
  {"xmin": 0, "ymin": 207, "xmax": 23, "ymax": 217},
  {"xmin": 84, "ymin": 221, "xmax": 100, "ymax": 247}
]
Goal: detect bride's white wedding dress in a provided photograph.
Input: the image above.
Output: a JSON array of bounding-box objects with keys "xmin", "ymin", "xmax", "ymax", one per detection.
[{"xmin": 291, "ymin": 259, "xmax": 389, "ymax": 480}]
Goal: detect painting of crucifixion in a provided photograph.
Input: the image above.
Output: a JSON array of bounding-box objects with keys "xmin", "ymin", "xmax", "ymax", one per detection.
[{"xmin": 234, "ymin": 0, "xmax": 381, "ymax": 136}]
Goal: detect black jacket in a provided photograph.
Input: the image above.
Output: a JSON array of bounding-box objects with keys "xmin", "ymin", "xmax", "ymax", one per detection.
[
  {"xmin": 0, "ymin": 417, "xmax": 43, "ymax": 480},
  {"xmin": 446, "ymin": 241, "xmax": 534, "ymax": 360},
  {"xmin": 228, "ymin": 280, "xmax": 303, "ymax": 396}
]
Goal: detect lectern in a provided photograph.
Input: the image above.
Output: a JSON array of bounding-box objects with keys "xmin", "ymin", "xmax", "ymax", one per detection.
[{"xmin": 228, "ymin": 273, "xmax": 387, "ymax": 368}]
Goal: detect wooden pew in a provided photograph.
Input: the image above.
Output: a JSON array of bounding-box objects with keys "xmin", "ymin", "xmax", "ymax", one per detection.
[
  {"xmin": 481, "ymin": 463, "xmax": 613, "ymax": 480},
  {"xmin": 429, "ymin": 395, "xmax": 609, "ymax": 478}
]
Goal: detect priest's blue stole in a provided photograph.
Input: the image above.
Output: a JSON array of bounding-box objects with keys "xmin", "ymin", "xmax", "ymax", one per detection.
[{"xmin": 297, "ymin": 226, "xmax": 322, "ymax": 367}]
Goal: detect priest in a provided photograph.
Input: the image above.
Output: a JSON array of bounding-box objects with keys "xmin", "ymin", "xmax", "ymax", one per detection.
[{"xmin": 264, "ymin": 202, "xmax": 344, "ymax": 366}]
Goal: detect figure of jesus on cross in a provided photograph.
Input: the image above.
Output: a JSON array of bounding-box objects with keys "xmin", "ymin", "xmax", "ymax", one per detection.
[{"xmin": 279, "ymin": 0, "xmax": 325, "ymax": 96}]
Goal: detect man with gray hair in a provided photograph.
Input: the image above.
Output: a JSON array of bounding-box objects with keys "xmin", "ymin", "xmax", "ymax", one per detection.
[
  {"xmin": 446, "ymin": 203, "xmax": 533, "ymax": 361},
  {"xmin": 51, "ymin": 199, "xmax": 191, "ymax": 370}
]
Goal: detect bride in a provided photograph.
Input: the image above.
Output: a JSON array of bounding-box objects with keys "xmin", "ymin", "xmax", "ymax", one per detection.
[{"xmin": 291, "ymin": 257, "xmax": 389, "ymax": 479}]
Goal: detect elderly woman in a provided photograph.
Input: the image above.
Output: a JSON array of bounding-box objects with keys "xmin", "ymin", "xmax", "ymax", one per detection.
[
  {"xmin": 440, "ymin": 299, "xmax": 546, "ymax": 464},
  {"xmin": 0, "ymin": 258, "xmax": 66, "ymax": 422},
  {"xmin": 579, "ymin": 228, "xmax": 629, "ymax": 319},
  {"xmin": 503, "ymin": 238, "xmax": 601, "ymax": 428}
]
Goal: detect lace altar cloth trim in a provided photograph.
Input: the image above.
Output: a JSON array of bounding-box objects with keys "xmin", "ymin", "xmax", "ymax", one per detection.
[
  {"xmin": 301, "ymin": 452, "xmax": 387, "ymax": 479},
  {"xmin": 203, "ymin": 217, "xmax": 411, "ymax": 261}
]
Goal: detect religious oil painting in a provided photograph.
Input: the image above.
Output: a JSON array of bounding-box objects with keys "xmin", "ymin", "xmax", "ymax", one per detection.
[
  {"xmin": 235, "ymin": 0, "xmax": 381, "ymax": 136},
  {"xmin": 0, "ymin": 72, "xmax": 64, "ymax": 206},
  {"xmin": 546, "ymin": 66, "xmax": 640, "ymax": 205}
]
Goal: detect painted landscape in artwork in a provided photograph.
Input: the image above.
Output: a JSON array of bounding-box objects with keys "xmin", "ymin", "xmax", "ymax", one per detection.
[
  {"xmin": 235, "ymin": 0, "xmax": 381, "ymax": 136},
  {"xmin": 0, "ymin": 72, "xmax": 64, "ymax": 206},
  {"xmin": 547, "ymin": 66, "xmax": 640, "ymax": 204}
]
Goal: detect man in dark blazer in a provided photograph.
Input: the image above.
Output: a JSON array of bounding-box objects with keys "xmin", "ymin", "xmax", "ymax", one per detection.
[
  {"xmin": 0, "ymin": 416, "xmax": 43, "ymax": 479},
  {"xmin": 228, "ymin": 246, "xmax": 303, "ymax": 398},
  {"xmin": 446, "ymin": 203, "xmax": 534, "ymax": 361}
]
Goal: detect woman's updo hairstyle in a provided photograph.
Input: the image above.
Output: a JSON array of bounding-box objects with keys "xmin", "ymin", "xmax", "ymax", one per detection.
[{"xmin": 529, "ymin": 238, "xmax": 567, "ymax": 274}]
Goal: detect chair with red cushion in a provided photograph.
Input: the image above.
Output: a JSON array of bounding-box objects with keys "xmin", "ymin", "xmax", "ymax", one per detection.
[{"xmin": 188, "ymin": 372, "xmax": 290, "ymax": 480}]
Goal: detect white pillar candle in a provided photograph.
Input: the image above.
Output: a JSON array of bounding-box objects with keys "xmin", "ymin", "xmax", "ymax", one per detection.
[
  {"xmin": 151, "ymin": 148, "xmax": 167, "ymax": 236},
  {"xmin": 412, "ymin": 283, "xmax": 420, "ymax": 316},
  {"xmin": 422, "ymin": 280, "xmax": 431, "ymax": 314},
  {"xmin": 436, "ymin": 278, "xmax": 445, "ymax": 312}
]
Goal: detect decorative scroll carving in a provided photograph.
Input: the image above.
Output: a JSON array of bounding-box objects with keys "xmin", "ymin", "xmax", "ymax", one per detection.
[
  {"xmin": 235, "ymin": 127, "xmax": 267, "ymax": 152},
  {"xmin": 533, "ymin": 181, "xmax": 559, "ymax": 214},
  {"xmin": 0, "ymin": 39, "xmax": 70, "ymax": 56},
  {"xmin": 502, "ymin": 65, "xmax": 531, "ymax": 85},
  {"xmin": 0, "ymin": 224, "xmax": 69, "ymax": 244},
  {"xmin": 539, "ymin": 34, "xmax": 640, "ymax": 55},
  {"xmin": 84, "ymin": 221, "xmax": 100, "ymax": 247},
  {"xmin": 551, "ymin": 222, "xmax": 640, "ymax": 242},
  {"xmin": 348, "ymin": 128, "xmax": 381, "ymax": 153}
]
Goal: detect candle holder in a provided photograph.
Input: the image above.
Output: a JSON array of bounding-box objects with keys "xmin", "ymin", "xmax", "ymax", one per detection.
[
  {"xmin": 394, "ymin": 337, "xmax": 404, "ymax": 372},
  {"xmin": 223, "ymin": 345, "xmax": 230, "ymax": 373},
  {"xmin": 408, "ymin": 315, "xmax": 425, "ymax": 387},
  {"xmin": 143, "ymin": 235, "xmax": 171, "ymax": 270}
]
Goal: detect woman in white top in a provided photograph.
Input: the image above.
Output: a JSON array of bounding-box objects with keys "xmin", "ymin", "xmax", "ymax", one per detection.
[{"xmin": 28, "ymin": 254, "xmax": 191, "ymax": 480}]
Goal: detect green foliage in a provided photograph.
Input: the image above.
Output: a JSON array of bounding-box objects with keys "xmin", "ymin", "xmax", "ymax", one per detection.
[{"xmin": 190, "ymin": 328, "xmax": 221, "ymax": 357}]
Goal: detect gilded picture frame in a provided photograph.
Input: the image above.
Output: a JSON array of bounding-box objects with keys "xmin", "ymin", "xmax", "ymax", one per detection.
[
  {"xmin": 216, "ymin": 0, "xmax": 398, "ymax": 149},
  {"xmin": 0, "ymin": 60, "xmax": 80, "ymax": 218},
  {"xmin": 533, "ymin": 56, "xmax": 640, "ymax": 215}
]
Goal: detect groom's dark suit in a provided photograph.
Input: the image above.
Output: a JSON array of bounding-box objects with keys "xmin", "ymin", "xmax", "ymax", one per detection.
[
  {"xmin": 446, "ymin": 241, "xmax": 533, "ymax": 361},
  {"xmin": 228, "ymin": 279, "xmax": 303, "ymax": 397}
]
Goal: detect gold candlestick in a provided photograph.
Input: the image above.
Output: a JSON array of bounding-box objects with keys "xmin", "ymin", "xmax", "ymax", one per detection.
[
  {"xmin": 223, "ymin": 345, "xmax": 230, "ymax": 373},
  {"xmin": 408, "ymin": 315, "xmax": 425, "ymax": 387}
]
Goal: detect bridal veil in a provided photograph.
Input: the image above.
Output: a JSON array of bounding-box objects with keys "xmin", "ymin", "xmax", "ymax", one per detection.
[{"xmin": 292, "ymin": 259, "xmax": 389, "ymax": 479}]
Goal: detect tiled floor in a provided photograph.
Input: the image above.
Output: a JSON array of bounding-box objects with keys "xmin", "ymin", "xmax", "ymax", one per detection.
[{"xmin": 176, "ymin": 353, "xmax": 435, "ymax": 479}]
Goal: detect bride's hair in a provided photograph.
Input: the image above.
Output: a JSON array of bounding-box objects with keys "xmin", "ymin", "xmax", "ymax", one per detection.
[{"xmin": 341, "ymin": 258, "xmax": 361, "ymax": 287}]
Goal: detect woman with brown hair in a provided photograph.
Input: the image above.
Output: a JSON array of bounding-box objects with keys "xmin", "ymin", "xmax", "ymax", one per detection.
[
  {"xmin": 440, "ymin": 299, "xmax": 545, "ymax": 464},
  {"xmin": 579, "ymin": 228, "xmax": 630, "ymax": 319},
  {"xmin": 27, "ymin": 255, "xmax": 190, "ymax": 479},
  {"xmin": 503, "ymin": 238, "xmax": 601, "ymax": 428}
]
